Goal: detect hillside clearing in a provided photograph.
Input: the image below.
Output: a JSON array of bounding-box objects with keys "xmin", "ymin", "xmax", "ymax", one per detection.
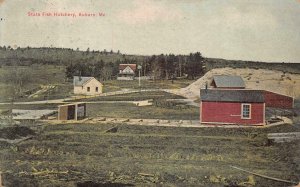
[{"xmin": 180, "ymin": 68, "xmax": 300, "ymax": 100}]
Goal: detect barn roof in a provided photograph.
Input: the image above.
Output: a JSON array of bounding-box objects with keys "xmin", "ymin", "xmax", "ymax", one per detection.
[
  {"xmin": 212, "ymin": 75, "xmax": 245, "ymax": 88},
  {"xmin": 119, "ymin": 64, "xmax": 137, "ymax": 71},
  {"xmin": 74, "ymin": 76, "xmax": 95, "ymax": 86},
  {"xmin": 200, "ymin": 89, "xmax": 264, "ymax": 103}
]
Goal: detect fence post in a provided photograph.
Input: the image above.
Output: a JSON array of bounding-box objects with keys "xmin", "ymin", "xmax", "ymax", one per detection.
[{"xmin": 0, "ymin": 171, "xmax": 3, "ymax": 187}]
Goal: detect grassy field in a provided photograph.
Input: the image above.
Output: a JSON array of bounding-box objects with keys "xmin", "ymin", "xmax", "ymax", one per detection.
[
  {"xmin": 87, "ymin": 103, "xmax": 199, "ymax": 120},
  {"xmin": 0, "ymin": 65, "xmax": 71, "ymax": 102},
  {"xmin": 0, "ymin": 90, "xmax": 198, "ymax": 120},
  {"xmin": 0, "ymin": 64, "xmax": 194, "ymax": 103},
  {"xmin": 79, "ymin": 91, "xmax": 184, "ymax": 101},
  {"xmin": 0, "ymin": 102, "xmax": 199, "ymax": 120},
  {"xmin": 0, "ymin": 123, "xmax": 299, "ymax": 186},
  {"xmin": 103, "ymin": 79, "xmax": 193, "ymax": 92},
  {"xmin": 83, "ymin": 91, "xmax": 199, "ymax": 120}
]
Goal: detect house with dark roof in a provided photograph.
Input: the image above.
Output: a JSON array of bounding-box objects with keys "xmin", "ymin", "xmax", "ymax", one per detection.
[
  {"xmin": 211, "ymin": 75, "xmax": 245, "ymax": 89},
  {"xmin": 117, "ymin": 64, "xmax": 137, "ymax": 80},
  {"xmin": 210, "ymin": 75, "xmax": 294, "ymax": 109},
  {"xmin": 73, "ymin": 76, "xmax": 103, "ymax": 95},
  {"xmin": 200, "ymin": 89, "xmax": 265, "ymax": 125}
]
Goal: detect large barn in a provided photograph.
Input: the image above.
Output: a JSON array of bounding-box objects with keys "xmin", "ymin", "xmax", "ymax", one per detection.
[
  {"xmin": 200, "ymin": 75, "xmax": 294, "ymax": 126},
  {"xmin": 210, "ymin": 75, "xmax": 294, "ymax": 109},
  {"xmin": 200, "ymin": 89, "xmax": 265, "ymax": 126}
]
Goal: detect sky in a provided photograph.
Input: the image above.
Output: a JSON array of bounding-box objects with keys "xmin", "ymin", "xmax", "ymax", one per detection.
[{"xmin": 0, "ymin": 0, "xmax": 300, "ymax": 62}]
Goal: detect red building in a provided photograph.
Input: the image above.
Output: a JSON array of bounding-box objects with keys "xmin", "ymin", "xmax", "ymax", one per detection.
[
  {"xmin": 200, "ymin": 89, "xmax": 265, "ymax": 126},
  {"xmin": 263, "ymin": 90, "xmax": 294, "ymax": 109}
]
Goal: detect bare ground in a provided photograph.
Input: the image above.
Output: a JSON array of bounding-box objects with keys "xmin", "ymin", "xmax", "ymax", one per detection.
[
  {"xmin": 0, "ymin": 123, "xmax": 299, "ymax": 187},
  {"xmin": 180, "ymin": 68, "xmax": 300, "ymax": 100}
]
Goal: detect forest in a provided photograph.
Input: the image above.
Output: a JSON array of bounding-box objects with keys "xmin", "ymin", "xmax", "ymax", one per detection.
[
  {"xmin": 0, "ymin": 46, "xmax": 204, "ymax": 80},
  {"xmin": 1, "ymin": 46, "xmax": 299, "ymax": 83}
]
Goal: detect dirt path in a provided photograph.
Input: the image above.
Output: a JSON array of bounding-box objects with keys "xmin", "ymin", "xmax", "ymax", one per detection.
[
  {"xmin": 28, "ymin": 85, "xmax": 56, "ymax": 98},
  {"xmin": 45, "ymin": 116, "xmax": 291, "ymax": 128}
]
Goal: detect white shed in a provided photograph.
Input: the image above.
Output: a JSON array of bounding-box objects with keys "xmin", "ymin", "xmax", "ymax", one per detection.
[{"xmin": 73, "ymin": 76, "xmax": 103, "ymax": 95}]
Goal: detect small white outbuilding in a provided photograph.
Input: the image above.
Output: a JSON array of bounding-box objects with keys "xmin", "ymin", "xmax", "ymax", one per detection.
[{"xmin": 73, "ymin": 76, "xmax": 103, "ymax": 95}]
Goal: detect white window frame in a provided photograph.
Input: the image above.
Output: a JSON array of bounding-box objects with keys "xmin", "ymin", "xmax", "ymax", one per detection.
[
  {"xmin": 87, "ymin": 87, "xmax": 90, "ymax": 92},
  {"xmin": 241, "ymin": 104, "xmax": 251, "ymax": 119}
]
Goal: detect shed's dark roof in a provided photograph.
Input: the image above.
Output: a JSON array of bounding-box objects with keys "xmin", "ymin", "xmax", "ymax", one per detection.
[
  {"xmin": 212, "ymin": 75, "xmax": 245, "ymax": 88},
  {"xmin": 73, "ymin": 76, "xmax": 94, "ymax": 86},
  {"xmin": 200, "ymin": 89, "xmax": 264, "ymax": 103}
]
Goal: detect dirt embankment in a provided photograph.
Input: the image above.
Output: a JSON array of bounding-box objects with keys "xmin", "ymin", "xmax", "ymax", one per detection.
[
  {"xmin": 180, "ymin": 68, "xmax": 300, "ymax": 100},
  {"xmin": 0, "ymin": 126, "xmax": 35, "ymax": 140}
]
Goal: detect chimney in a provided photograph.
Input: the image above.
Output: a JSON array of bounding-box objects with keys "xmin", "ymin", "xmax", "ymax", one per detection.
[{"xmin": 79, "ymin": 71, "xmax": 82, "ymax": 81}]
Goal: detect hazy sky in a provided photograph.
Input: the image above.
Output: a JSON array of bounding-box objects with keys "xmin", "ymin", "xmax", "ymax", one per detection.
[{"xmin": 0, "ymin": 0, "xmax": 299, "ymax": 62}]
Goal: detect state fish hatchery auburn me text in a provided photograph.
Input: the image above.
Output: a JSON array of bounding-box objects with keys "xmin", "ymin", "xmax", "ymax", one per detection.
[{"xmin": 27, "ymin": 12, "xmax": 105, "ymax": 18}]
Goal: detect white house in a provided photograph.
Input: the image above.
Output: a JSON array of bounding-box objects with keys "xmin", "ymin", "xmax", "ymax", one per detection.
[
  {"xmin": 73, "ymin": 76, "xmax": 103, "ymax": 95},
  {"xmin": 117, "ymin": 64, "xmax": 137, "ymax": 80}
]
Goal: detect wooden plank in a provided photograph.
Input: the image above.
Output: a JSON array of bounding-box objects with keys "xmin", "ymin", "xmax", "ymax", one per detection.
[
  {"xmin": 267, "ymin": 132, "xmax": 300, "ymax": 142},
  {"xmin": 268, "ymin": 136, "xmax": 300, "ymax": 140},
  {"xmin": 268, "ymin": 132, "xmax": 300, "ymax": 137},
  {"xmin": 230, "ymin": 166, "xmax": 298, "ymax": 185}
]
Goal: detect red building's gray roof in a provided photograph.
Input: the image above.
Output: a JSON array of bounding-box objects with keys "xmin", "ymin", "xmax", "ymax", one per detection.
[
  {"xmin": 212, "ymin": 75, "xmax": 245, "ymax": 88},
  {"xmin": 200, "ymin": 89, "xmax": 264, "ymax": 103}
]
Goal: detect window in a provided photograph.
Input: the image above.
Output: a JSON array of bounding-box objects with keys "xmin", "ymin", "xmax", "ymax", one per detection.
[
  {"xmin": 87, "ymin": 87, "xmax": 90, "ymax": 92},
  {"xmin": 241, "ymin": 104, "xmax": 251, "ymax": 119},
  {"xmin": 95, "ymin": 87, "xmax": 98, "ymax": 92}
]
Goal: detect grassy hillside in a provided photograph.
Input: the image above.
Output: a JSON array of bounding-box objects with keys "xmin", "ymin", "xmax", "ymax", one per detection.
[
  {"xmin": 0, "ymin": 65, "xmax": 70, "ymax": 102},
  {"xmin": 205, "ymin": 58, "xmax": 300, "ymax": 74},
  {"xmin": 0, "ymin": 47, "xmax": 143, "ymax": 66},
  {"xmin": 0, "ymin": 47, "xmax": 299, "ymax": 102},
  {"xmin": 1, "ymin": 47, "xmax": 299, "ymax": 75}
]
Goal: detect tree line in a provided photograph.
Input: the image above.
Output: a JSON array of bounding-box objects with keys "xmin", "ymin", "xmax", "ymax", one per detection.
[
  {"xmin": 0, "ymin": 47, "xmax": 205, "ymax": 80},
  {"xmin": 141, "ymin": 52, "xmax": 204, "ymax": 80},
  {"xmin": 65, "ymin": 52, "xmax": 204, "ymax": 80}
]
